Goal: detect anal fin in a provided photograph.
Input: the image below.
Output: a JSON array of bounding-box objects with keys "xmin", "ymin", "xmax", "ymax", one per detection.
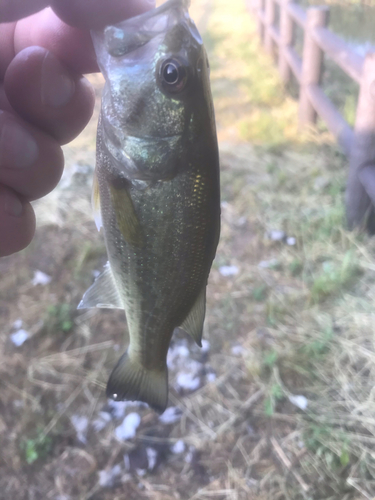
[
  {"xmin": 179, "ymin": 285, "xmax": 207, "ymax": 348},
  {"xmin": 107, "ymin": 351, "xmax": 168, "ymax": 414},
  {"xmin": 78, "ymin": 262, "xmax": 122, "ymax": 309}
]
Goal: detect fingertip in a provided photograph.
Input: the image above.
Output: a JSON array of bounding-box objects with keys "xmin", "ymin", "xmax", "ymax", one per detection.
[
  {"xmin": 0, "ymin": 186, "xmax": 35, "ymax": 257},
  {"xmin": 13, "ymin": 9, "xmax": 99, "ymax": 74}
]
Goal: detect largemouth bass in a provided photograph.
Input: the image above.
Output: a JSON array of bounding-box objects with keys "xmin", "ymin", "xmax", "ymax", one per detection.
[{"xmin": 79, "ymin": 0, "xmax": 220, "ymax": 413}]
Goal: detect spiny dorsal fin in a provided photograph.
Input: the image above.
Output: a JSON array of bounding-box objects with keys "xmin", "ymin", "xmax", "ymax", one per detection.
[
  {"xmin": 107, "ymin": 350, "xmax": 168, "ymax": 414},
  {"xmin": 180, "ymin": 285, "xmax": 206, "ymax": 347},
  {"xmin": 78, "ymin": 262, "xmax": 122, "ymax": 309},
  {"xmin": 92, "ymin": 170, "xmax": 102, "ymax": 232},
  {"xmin": 109, "ymin": 183, "xmax": 144, "ymax": 247}
]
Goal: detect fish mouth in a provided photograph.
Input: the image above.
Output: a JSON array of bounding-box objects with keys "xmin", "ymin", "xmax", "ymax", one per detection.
[{"xmin": 92, "ymin": 0, "xmax": 201, "ymax": 62}]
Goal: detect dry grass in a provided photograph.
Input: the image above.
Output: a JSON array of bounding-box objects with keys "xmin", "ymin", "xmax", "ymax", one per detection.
[{"xmin": 1, "ymin": 0, "xmax": 375, "ymax": 499}]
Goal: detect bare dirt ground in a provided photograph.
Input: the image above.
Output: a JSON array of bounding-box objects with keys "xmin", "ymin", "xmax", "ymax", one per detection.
[{"xmin": 1, "ymin": 1, "xmax": 375, "ymax": 499}]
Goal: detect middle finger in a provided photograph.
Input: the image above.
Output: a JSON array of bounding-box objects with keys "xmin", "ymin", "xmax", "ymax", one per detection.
[
  {"xmin": 0, "ymin": 107, "xmax": 64, "ymax": 200},
  {"xmin": 4, "ymin": 46, "xmax": 95, "ymax": 145}
]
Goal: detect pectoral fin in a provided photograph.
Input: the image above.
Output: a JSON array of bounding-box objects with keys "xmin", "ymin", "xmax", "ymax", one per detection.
[
  {"xmin": 180, "ymin": 285, "xmax": 207, "ymax": 347},
  {"xmin": 78, "ymin": 262, "xmax": 122, "ymax": 309},
  {"xmin": 92, "ymin": 170, "xmax": 102, "ymax": 232},
  {"xmin": 110, "ymin": 182, "xmax": 143, "ymax": 246}
]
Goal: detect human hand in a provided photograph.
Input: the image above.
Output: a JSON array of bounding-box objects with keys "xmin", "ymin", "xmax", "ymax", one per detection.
[{"xmin": 0, "ymin": 0, "xmax": 155, "ymax": 257}]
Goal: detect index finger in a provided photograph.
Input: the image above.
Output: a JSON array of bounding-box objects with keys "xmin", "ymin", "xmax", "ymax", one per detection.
[
  {"xmin": 0, "ymin": 0, "xmax": 49, "ymax": 23},
  {"xmin": 51, "ymin": 0, "xmax": 155, "ymax": 30},
  {"xmin": 1, "ymin": 1, "xmax": 156, "ymax": 77}
]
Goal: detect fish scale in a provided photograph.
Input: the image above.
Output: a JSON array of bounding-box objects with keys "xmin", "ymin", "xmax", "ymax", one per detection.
[{"xmin": 79, "ymin": 0, "xmax": 220, "ymax": 412}]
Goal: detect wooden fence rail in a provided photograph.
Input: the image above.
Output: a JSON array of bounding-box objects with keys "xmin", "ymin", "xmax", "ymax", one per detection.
[{"xmin": 248, "ymin": 0, "xmax": 375, "ymax": 231}]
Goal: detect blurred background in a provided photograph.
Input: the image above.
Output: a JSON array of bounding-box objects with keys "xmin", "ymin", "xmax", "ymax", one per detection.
[{"xmin": 1, "ymin": 0, "xmax": 375, "ymax": 499}]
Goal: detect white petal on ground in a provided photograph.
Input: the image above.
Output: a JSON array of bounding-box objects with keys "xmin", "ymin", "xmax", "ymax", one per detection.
[
  {"xmin": 268, "ymin": 230, "xmax": 286, "ymax": 241},
  {"xmin": 201, "ymin": 339, "xmax": 210, "ymax": 353},
  {"xmin": 167, "ymin": 342, "xmax": 190, "ymax": 369},
  {"xmin": 108, "ymin": 399, "xmax": 147, "ymax": 419},
  {"xmin": 206, "ymin": 371, "xmax": 216, "ymax": 383},
  {"xmin": 115, "ymin": 412, "xmax": 141, "ymax": 441},
  {"xmin": 231, "ymin": 344, "xmax": 245, "ymax": 356},
  {"xmin": 185, "ymin": 446, "xmax": 195, "ymax": 463},
  {"xmin": 98, "ymin": 464, "xmax": 122, "ymax": 488},
  {"xmin": 10, "ymin": 329, "xmax": 29, "ymax": 347},
  {"xmin": 92, "ymin": 411, "xmax": 112, "ymax": 432},
  {"xmin": 171, "ymin": 440, "xmax": 185, "ymax": 454},
  {"xmin": 288, "ymin": 394, "xmax": 308, "ymax": 410},
  {"xmin": 12, "ymin": 319, "xmax": 23, "ymax": 329},
  {"xmin": 32, "ymin": 270, "xmax": 52, "ymax": 286},
  {"xmin": 219, "ymin": 265, "xmax": 239, "ymax": 277},
  {"xmin": 236, "ymin": 216, "xmax": 247, "ymax": 227},
  {"xmin": 258, "ymin": 259, "xmax": 279, "ymax": 269},
  {"xmin": 70, "ymin": 415, "xmax": 89, "ymax": 444},
  {"xmin": 159, "ymin": 406, "xmax": 182, "ymax": 425},
  {"xmin": 146, "ymin": 448, "xmax": 158, "ymax": 470},
  {"xmin": 286, "ymin": 236, "xmax": 296, "ymax": 246},
  {"xmin": 174, "ymin": 358, "xmax": 202, "ymax": 392},
  {"xmin": 107, "ymin": 400, "xmax": 130, "ymax": 420},
  {"xmin": 176, "ymin": 371, "xmax": 201, "ymax": 391}
]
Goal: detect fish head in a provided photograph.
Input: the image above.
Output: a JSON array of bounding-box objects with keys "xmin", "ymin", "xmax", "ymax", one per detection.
[{"xmin": 92, "ymin": 0, "xmax": 215, "ymax": 181}]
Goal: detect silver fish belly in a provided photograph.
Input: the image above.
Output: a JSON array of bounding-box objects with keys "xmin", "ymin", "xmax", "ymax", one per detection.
[{"xmin": 79, "ymin": 0, "xmax": 220, "ymax": 413}]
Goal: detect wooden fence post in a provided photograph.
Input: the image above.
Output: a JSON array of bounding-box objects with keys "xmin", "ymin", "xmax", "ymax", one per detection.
[
  {"xmin": 278, "ymin": 0, "xmax": 293, "ymax": 83},
  {"xmin": 299, "ymin": 6, "xmax": 329, "ymax": 126},
  {"xmin": 345, "ymin": 53, "xmax": 375, "ymax": 230},
  {"xmin": 264, "ymin": 0, "xmax": 276, "ymax": 56}
]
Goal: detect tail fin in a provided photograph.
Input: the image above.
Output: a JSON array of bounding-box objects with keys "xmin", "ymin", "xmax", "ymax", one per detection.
[{"xmin": 106, "ymin": 351, "xmax": 168, "ymax": 413}]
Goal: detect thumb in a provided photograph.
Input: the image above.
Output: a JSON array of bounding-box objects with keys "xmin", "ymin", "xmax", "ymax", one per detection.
[{"xmin": 0, "ymin": 0, "xmax": 50, "ymax": 23}]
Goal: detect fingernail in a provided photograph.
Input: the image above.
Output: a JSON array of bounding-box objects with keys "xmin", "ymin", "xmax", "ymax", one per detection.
[
  {"xmin": 2, "ymin": 190, "xmax": 23, "ymax": 217},
  {"xmin": 41, "ymin": 53, "xmax": 75, "ymax": 108},
  {"xmin": 0, "ymin": 120, "xmax": 39, "ymax": 169}
]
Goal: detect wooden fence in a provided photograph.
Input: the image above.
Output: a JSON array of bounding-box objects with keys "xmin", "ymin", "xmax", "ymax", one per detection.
[{"xmin": 248, "ymin": 0, "xmax": 375, "ymax": 231}]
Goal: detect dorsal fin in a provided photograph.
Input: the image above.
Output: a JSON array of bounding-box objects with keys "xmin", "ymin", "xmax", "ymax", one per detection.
[
  {"xmin": 78, "ymin": 262, "xmax": 122, "ymax": 309},
  {"xmin": 179, "ymin": 285, "xmax": 206, "ymax": 347}
]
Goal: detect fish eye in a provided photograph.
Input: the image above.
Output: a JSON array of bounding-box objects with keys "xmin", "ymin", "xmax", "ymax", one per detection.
[{"xmin": 159, "ymin": 58, "xmax": 188, "ymax": 94}]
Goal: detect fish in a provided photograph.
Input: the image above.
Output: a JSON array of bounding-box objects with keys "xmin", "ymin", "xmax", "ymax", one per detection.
[{"xmin": 78, "ymin": 0, "xmax": 220, "ymax": 413}]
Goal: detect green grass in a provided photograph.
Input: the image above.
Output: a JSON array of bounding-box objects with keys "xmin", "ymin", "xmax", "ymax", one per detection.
[
  {"xmin": 45, "ymin": 303, "xmax": 74, "ymax": 333},
  {"xmin": 20, "ymin": 428, "xmax": 53, "ymax": 465}
]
